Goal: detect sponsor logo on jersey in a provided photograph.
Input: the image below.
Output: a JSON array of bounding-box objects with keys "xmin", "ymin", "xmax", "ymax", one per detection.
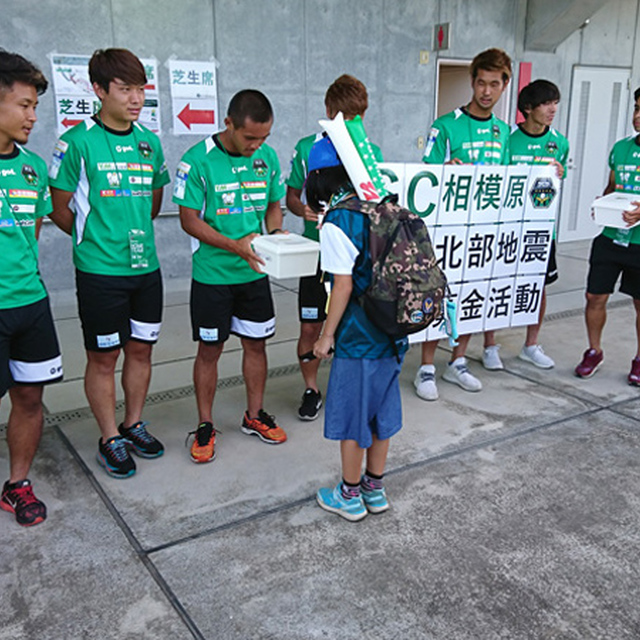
[
  {"xmin": 221, "ymin": 192, "xmax": 236, "ymax": 205},
  {"xmin": 98, "ymin": 162, "xmax": 116, "ymax": 171},
  {"xmin": 107, "ymin": 172, "xmax": 121, "ymax": 187},
  {"xmin": 242, "ymin": 192, "xmax": 266, "ymax": 201},
  {"xmin": 100, "ymin": 189, "xmax": 132, "ymax": 197},
  {"xmin": 241, "ymin": 181, "xmax": 267, "ymax": 189},
  {"xmin": 138, "ymin": 141, "xmax": 153, "ymax": 159},
  {"xmin": 129, "ymin": 176, "xmax": 153, "ymax": 185},
  {"xmin": 0, "ymin": 219, "xmax": 15, "ymax": 228},
  {"xmin": 115, "ymin": 145, "xmax": 134, "ymax": 153},
  {"xmin": 1, "ymin": 169, "xmax": 16, "ymax": 177},
  {"xmin": 253, "ymin": 158, "xmax": 268, "ymax": 177},
  {"xmin": 9, "ymin": 189, "xmax": 37, "ymax": 199},
  {"xmin": 216, "ymin": 207, "xmax": 243, "ymax": 215},
  {"xmin": 21, "ymin": 164, "xmax": 38, "ymax": 186},
  {"xmin": 529, "ymin": 177, "xmax": 556, "ymax": 209},
  {"xmin": 215, "ymin": 182, "xmax": 240, "ymax": 192}
]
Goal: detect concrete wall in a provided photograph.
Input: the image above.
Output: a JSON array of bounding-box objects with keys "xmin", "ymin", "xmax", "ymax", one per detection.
[{"xmin": 1, "ymin": 0, "xmax": 638, "ymax": 290}]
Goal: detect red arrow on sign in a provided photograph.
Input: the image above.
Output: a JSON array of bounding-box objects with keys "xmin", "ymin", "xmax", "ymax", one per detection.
[
  {"xmin": 62, "ymin": 117, "xmax": 83, "ymax": 128},
  {"xmin": 177, "ymin": 103, "xmax": 215, "ymax": 129}
]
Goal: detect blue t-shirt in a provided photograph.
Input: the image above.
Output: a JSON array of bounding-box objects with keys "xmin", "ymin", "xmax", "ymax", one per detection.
[{"xmin": 321, "ymin": 204, "xmax": 408, "ymax": 359}]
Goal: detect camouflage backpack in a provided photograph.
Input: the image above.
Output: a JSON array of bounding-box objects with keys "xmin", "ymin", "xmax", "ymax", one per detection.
[{"xmin": 329, "ymin": 194, "xmax": 447, "ymax": 339}]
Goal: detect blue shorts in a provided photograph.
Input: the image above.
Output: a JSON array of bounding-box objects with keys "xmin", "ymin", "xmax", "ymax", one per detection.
[{"xmin": 324, "ymin": 356, "xmax": 403, "ymax": 449}]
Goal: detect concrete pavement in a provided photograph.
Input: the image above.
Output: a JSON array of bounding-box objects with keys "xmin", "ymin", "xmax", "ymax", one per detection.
[{"xmin": 2, "ymin": 240, "xmax": 640, "ymax": 639}]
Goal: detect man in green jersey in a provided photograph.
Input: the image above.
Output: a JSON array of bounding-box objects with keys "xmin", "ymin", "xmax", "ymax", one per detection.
[
  {"xmin": 415, "ymin": 48, "xmax": 511, "ymax": 401},
  {"xmin": 286, "ymin": 74, "xmax": 383, "ymax": 422},
  {"xmin": 175, "ymin": 90, "xmax": 287, "ymax": 463},
  {"xmin": 509, "ymin": 80, "xmax": 569, "ymax": 370},
  {"xmin": 575, "ymin": 88, "xmax": 640, "ymax": 383},
  {"xmin": 0, "ymin": 51, "xmax": 62, "ymax": 526},
  {"xmin": 49, "ymin": 49, "xmax": 169, "ymax": 479}
]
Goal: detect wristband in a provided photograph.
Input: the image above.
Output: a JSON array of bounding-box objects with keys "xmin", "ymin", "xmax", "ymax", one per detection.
[{"xmin": 269, "ymin": 228, "xmax": 283, "ymax": 235}]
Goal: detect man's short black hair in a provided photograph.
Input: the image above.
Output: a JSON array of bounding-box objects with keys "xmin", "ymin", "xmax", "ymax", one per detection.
[
  {"xmin": 305, "ymin": 165, "xmax": 353, "ymax": 213},
  {"xmin": 0, "ymin": 49, "xmax": 48, "ymax": 96},
  {"xmin": 227, "ymin": 90, "xmax": 273, "ymax": 128},
  {"xmin": 634, "ymin": 87, "xmax": 640, "ymax": 102},
  {"xmin": 89, "ymin": 49, "xmax": 146, "ymax": 93},
  {"xmin": 517, "ymin": 79, "xmax": 560, "ymax": 117}
]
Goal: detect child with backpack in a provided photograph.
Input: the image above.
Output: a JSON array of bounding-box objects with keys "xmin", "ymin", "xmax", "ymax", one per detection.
[{"xmin": 307, "ymin": 135, "xmax": 408, "ymax": 522}]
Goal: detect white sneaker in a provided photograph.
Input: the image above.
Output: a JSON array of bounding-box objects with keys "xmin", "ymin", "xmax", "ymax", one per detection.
[
  {"xmin": 442, "ymin": 357, "xmax": 482, "ymax": 392},
  {"xmin": 414, "ymin": 364, "xmax": 439, "ymax": 401},
  {"xmin": 519, "ymin": 344, "xmax": 555, "ymax": 369},
  {"xmin": 482, "ymin": 344, "xmax": 504, "ymax": 370}
]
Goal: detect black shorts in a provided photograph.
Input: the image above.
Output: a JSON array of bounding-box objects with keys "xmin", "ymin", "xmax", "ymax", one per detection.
[
  {"xmin": 587, "ymin": 234, "xmax": 640, "ymax": 299},
  {"xmin": 190, "ymin": 277, "xmax": 276, "ymax": 343},
  {"xmin": 298, "ymin": 263, "xmax": 327, "ymax": 323},
  {"xmin": 545, "ymin": 239, "xmax": 558, "ymax": 285},
  {"xmin": 0, "ymin": 297, "xmax": 63, "ymax": 397},
  {"xmin": 76, "ymin": 269, "xmax": 163, "ymax": 352}
]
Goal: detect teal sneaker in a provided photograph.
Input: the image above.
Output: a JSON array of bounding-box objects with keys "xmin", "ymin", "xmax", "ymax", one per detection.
[
  {"xmin": 361, "ymin": 486, "xmax": 389, "ymax": 513},
  {"xmin": 316, "ymin": 484, "xmax": 367, "ymax": 522}
]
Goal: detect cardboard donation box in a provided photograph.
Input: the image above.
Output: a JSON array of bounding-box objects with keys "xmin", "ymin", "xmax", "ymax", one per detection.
[
  {"xmin": 592, "ymin": 192, "xmax": 640, "ymax": 229},
  {"xmin": 252, "ymin": 233, "xmax": 319, "ymax": 279}
]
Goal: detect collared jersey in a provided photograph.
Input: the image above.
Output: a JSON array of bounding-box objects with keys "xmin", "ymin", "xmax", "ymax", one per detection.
[
  {"xmin": 0, "ymin": 145, "xmax": 50, "ymax": 309},
  {"xmin": 423, "ymin": 107, "xmax": 509, "ymax": 165},
  {"xmin": 49, "ymin": 117, "xmax": 169, "ymax": 276},
  {"xmin": 508, "ymin": 125, "xmax": 569, "ymax": 170},
  {"xmin": 603, "ymin": 135, "xmax": 640, "ymax": 245},
  {"xmin": 173, "ymin": 134, "xmax": 286, "ymax": 285},
  {"xmin": 286, "ymin": 132, "xmax": 383, "ymax": 241}
]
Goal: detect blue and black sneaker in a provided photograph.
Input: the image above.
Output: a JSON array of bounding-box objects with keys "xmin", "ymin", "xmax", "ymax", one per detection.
[
  {"xmin": 118, "ymin": 421, "xmax": 164, "ymax": 458},
  {"xmin": 97, "ymin": 436, "xmax": 136, "ymax": 478}
]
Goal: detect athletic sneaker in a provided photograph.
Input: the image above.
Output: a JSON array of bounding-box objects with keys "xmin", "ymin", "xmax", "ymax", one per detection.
[
  {"xmin": 629, "ymin": 357, "xmax": 640, "ymax": 386},
  {"xmin": 575, "ymin": 348, "xmax": 603, "ymax": 378},
  {"xmin": 442, "ymin": 357, "xmax": 482, "ymax": 391},
  {"xmin": 482, "ymin": 344, "xmax": 504, "ymax": 370},
  {"xmin": 97, "ymin": 436, "xmax": 136, "ymax": 478},
  {"xmin": 298, "ymin": 388, "xmax": 322, "ymax": 421},
  {"xmin": 241, "ymin": 409, "xmax": 287, "ymax": 444},
  {"xmin": 519, "ymin": 344, "xmax": 555, "ymax": 369},
  {"xmin": 118, "ymin": 421, "xmax": 164, "ymax": 458},
  {"xmin": 414, "ymin": 364, "xmax": 438, "ymax": 401},
  {"xmin": 1, "ymin": 479, "xmax": 46, "ymax": 527},
  {"xmin": 361, "ymin": 485, "xmax": 389, "ymax": 514},
  {"xmin": 316, "ymin": 483, "xmax": 368, "ymax": 522},
  {"xmin": 186, "ymin": 421, "xmax": 217, "ymax": 463}
]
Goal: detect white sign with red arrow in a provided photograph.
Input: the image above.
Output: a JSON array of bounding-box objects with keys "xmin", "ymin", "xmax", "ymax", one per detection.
[{"xmin": 168, "ymin": 59, "xmax": 218, "ymax": 135}]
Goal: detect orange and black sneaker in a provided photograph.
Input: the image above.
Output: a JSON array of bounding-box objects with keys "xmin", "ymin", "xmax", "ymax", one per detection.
[
  {"xmin": 1, "ymin": 479, "xmax": 46, "ymax": 527},
  {"xmin": 241, "ymin": 409, "xmax": 287, "ymax": 445},
  {"xmin": 186, "ymin": 421, "xmax": 217, "ymax": 463}
]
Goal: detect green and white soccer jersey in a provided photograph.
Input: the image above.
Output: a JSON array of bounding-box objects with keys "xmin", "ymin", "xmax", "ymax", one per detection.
[
  {"xmin": 602, "ymin": 135, "xmax": 640, "ymax": 245},
  {"xmin": 508, "ymin": 125, "xmax": 569, "ymax": 171},
  {"xmin": 423, "ymin": 108, "xmax": 509, "ymax": 165},
  {"xmin": 173, "ymin": 135, "xmax": 286, "ymax": 285},
  {"xmin": 286, "ymin": 132, "xmax": 383, "ymax": 241},
  {"xmin": 49, "ymin": 118, "xmax": 170, "ymax": 276},
  {"xmin": 0, "ymin": 146, "xmax": 50, "ymax": 309}
]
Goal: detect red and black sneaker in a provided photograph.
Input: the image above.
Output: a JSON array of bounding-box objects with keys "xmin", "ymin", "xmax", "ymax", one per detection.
[{"xmin": 1, "ymin": 479, "xmax": 47, "ymax": 527}]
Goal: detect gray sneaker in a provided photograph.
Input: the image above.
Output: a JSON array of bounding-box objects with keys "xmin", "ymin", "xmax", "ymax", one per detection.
[
  {"xmin": 414, "ymin": 365, "xmax": 438, "ymax": 401},
  {"xmin": 482, "ymin": 344, "xmax": 504, "ymax": 370},
  {"xmin": 519, "ymin": 344, "xmax": 555, "ymax": 369},
  {"xmin": 442, "ymin": 357, "xmax": 482, "ymax": 392}
]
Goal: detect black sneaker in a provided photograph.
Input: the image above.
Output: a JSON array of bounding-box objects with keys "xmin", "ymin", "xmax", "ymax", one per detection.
[
  {"xmin": 1, "ymin": 479, "xmax": 47, "ymax": 527},
  {"xmin": 298, "ymin": 388, "xmax": 322, "ymax": 421},
  {"xmin": 97, "ymin": 436, "xmax": 136, "ymax": 478},
  {"xmin": 118, "ymin": 421, "xmax": 164, "ymax": 458}
]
